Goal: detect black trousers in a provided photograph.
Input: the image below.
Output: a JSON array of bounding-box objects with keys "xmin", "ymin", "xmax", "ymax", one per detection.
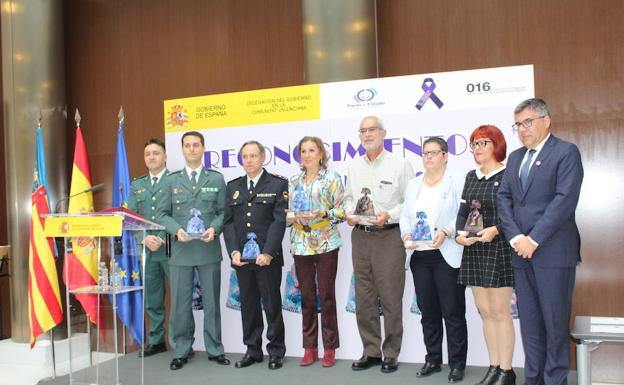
[
  {"xmin": 410, "ymin": 249, "xmax": 467, "ymax": 369},
  {"xmin": 236, "ymin": 265, "xmax": 286, "ymax": 358}
]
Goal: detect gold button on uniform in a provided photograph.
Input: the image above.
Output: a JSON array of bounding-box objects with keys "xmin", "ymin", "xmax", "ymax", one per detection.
[
  {"xmin": 152, "ymin": 197, "xmax": 156, "ymax": 201},
  {"xmin": 247, "ymin": 202, "xmax": 252, "ymax": 207},
  {"xmin": 246, "ymin": 223, "xmax": 251, "ymax": 227},
  {"xmin": 247, "ymin": 212, "xmax": 251, "ymax": 217}
]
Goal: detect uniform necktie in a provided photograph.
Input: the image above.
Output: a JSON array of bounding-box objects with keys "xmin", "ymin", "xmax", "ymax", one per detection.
[
  {"xmin": 519, "ymin": 149, "xmax": 536, "ymax": 190},
  {"xmin": 152, "ymin": 176, "xmax": 158, "ymax": 187},
  {"xmin": 190, "ymin": 171, "xmax": 197, "ymax": 189},
  {"xmin": 249, "ymin": 180, "xmax": 254, "ymax": 194}
]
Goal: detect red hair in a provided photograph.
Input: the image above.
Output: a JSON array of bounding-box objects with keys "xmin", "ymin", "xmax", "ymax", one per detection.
[{"xmin": 470, "ymin": 125, "xmax": 507, "ymax": 162}]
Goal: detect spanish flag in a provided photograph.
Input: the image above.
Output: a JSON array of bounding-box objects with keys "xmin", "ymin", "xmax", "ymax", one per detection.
[
  {"xmin": 63, "ymin": 125, "xmax": 104, "ymax": 327},
  {"xmin": 28, "ymin": 126, "xmax": 63, "ymax": 347}
]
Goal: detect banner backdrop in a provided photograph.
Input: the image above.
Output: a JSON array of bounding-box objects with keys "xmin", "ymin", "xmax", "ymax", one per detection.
[{"xmin": 163, "ymin": 65, "xmax": 534, "ymax": 366}]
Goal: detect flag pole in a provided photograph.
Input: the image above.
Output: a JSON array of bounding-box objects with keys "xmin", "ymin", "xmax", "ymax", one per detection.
[
  {"xmin": 42, "ymin": 111, "xmax": 58, "ymax": 379},
  {"xmin": 117, "ymin": 106, "xmax": 129, "ymax": 355}
]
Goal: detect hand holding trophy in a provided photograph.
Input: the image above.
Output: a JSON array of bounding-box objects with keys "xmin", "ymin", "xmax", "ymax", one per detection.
[{"xmin": 348, "ymin": 187, "xmax": 377, "ymax": 225}]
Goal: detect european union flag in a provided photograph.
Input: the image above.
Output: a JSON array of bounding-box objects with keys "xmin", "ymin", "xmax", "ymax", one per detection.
[{"xmin": 111, "ymin": 116, "xmax": 143, "ymax": 346}]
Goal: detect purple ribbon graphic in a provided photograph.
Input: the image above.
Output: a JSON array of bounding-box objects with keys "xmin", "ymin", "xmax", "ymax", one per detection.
[{"xmin": 415, "ymin": 78, "xmax": 444, "ymax": 110}]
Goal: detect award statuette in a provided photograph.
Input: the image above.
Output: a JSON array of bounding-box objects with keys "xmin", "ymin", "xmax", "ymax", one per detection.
[
  {"xmin": 241, "ymin": 232, "xmax": 260, "ymax": 263},
  {"xmin": 287, "ymin": 183, "xmax": 312, "ymax": 220},
  {"xmin": 186, "ymin": 208, "xmax": 206, "ymax": 239},
  {"xmin": 459, "ymin": 199, "xmax": 484, "ymax": 238},
  {"xmin": 405, "ymin": 211, "xmax": 433, "ymax": 248},
  {"xmin": 348, "ymin": 187, "xmax": 377, "ymax": 225}
]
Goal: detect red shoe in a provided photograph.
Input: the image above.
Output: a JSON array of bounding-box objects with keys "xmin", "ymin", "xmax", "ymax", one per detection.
[
  {"xmin": 322, "ymin": 349, "xmax": 336, "ymax": 367},
  {"xmin": 299, "ymin": 348, "xmax": 319, "ymax": 366}
]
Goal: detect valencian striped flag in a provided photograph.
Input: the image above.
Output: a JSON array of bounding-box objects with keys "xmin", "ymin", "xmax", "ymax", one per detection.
[
  {"xmin": 111, "ymin": 115, "xmax": 144, "ymax": 345},
  {"xmin": 28, "ymin": 125, "xmax": 63, "ymax": 347},
  {"xmin": 63, "ymin": 124, "xmax": 104, "ymax": 327}
]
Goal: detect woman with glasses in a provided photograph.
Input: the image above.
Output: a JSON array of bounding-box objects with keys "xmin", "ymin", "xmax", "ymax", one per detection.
[
  {"xmin": 456, "ymin": 125, "xmax": 516, "ymax": 385},
  {"xmin": 399, "ymin": 137, "xmax": 467, "ymax": 383},
  {"xmin": 286, "ymin": 136, "xmax": 346, "ymax": 368}
]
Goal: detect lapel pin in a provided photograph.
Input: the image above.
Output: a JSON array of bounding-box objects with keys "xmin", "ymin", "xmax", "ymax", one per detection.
[
  {"xmin": 494, "ymin": 181, "xmax": 499, "ymax": 186},
  {"xmin": 536, "ymin": 161, "xmax": 541, "ymax": 166},
  {"xmin": 233, "ymin": 191, "xmax": 239, "ymax": 199}
]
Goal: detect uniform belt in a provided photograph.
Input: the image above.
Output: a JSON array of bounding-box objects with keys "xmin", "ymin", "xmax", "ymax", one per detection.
[
  {"xmin": 354, "ymin": 223, "xmax": 399, "ymax": 233},
  {"xmin": 293, "ymin": 219, "xmax": 331, "ymax": 233}
]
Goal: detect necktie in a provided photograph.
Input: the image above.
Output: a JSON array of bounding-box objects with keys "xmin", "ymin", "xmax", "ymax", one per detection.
[
  {"xmin": 152, "ymin": 176, "xmax": 158, "ymax": 187},
  {"xmin": 249, "ymin": 180, "xmax": 254, "ymax": 194},
  {"xmin": 519, "ymin": 149, "xmax": 536, "ymax": 190},
  {"xmin": 190, "ymin": 171, "xmax": 197, "ymax": 189}
]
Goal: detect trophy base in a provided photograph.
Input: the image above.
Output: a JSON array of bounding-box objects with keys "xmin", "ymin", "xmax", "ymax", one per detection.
[
  {"xmin": 404, "ymin": 240, "xmax": 434, "ymax": 249},
  {"xmin": 349, "ymin": 214, "xmax": 377, "ymax": 225},
  {"xmin": 459, "ymin": 228, "xmax": 482, "ymax": 238}
]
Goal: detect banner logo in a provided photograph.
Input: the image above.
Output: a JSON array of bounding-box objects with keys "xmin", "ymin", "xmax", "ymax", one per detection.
[
  {"xmin": 354, "ymin": 88, "xmax": 377, "ymax": 102},
  {"xmin": 348, "ymin": 88, "xmax": 385, "ymax": 109},
  {"xmin": 415, "ymin": 78, "xmax": 444, "ymax": 110},
  {"xmin": 167, "ymin": 104, "xmax": 189, "ymax": 130}
]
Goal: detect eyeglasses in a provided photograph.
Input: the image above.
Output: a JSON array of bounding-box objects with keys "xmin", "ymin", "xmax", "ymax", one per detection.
[
  {"xmin": 358, "ymin": 126, "xmax": 381, "ymax": 134},
  {"xmin": 512, "ymin": 116, "xmax": 546, "ymax": 132},
  {"xmin": 422, "ymin": 150, "xmax": 446, "ymax": 158},
  {"xmin": 469, "ymin": 140, "xmax": 492, "ymax": 151}
]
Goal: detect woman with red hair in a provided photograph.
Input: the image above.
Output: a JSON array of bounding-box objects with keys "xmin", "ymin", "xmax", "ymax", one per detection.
[{"xmin": 456, "ymin": 125, "xmax": 516, "ymax": 385}]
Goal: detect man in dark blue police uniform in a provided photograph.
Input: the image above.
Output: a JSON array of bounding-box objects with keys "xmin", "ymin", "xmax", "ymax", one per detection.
[{"xmin": 223, "ymin": 140, "xmax": 288, "ymax": 370}]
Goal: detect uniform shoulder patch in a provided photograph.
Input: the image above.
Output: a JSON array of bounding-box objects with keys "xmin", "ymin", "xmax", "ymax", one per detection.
[
  {"xmin": 227, "ymin": 175, "xmax": 244, "ymax": 185},
  {"xmin": 133, "ymin": 173, "xmax": 148, "ymax": 181},
  {"xmin": 206, "ymin": 168, "xmax": 223, "ymax": 175},
  {"xmin": 269, "ymin": 172, "xmax": 287, "ymax": 180}
]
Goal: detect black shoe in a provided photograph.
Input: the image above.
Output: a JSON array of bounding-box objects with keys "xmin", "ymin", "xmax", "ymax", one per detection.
[
  {"xmin": 475, "ymin": 365, "xmax": 500, "ymax": 385},
  {"xmin": 381, "ymin": 357, "xmax": 398, "ymax": 373},
  {"xmin": 491, "ymin": 368, "xmax": 516, "ymax": 385},
  {"xmin": 170, "ymin": 349, "xmax": 194, "ymax": 370},
  {"xmin": 139, "ymin": 342, "xmax": 167, "ymax": 357},
  {"xmin": 416, "ymin": 362, "xmax": 442, "ymax": 377},
  {"xmin": 170, "ymin": 357, "xmax": 187, "ymax": 370},
  {"xmin": 235, "ymin": 353, "xmax": 263, "ymax": 368},
  {"xmin": 351, "ymin": 355, "xmax": 382, "ymax": 371},
  {"xmin": 268, "ymin": 356, "xmax": 283, "ymax": 370},
  {"xmin": 448, "ymin": 368, "xmax": 465, "ymax": 383},
  {"xmin": 208, "ymin": 354, "xmax": 231, "ymax": 365}
]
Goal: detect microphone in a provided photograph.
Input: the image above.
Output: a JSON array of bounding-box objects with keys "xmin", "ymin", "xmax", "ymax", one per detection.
[{"xmin": 54, "ymin": 183, "xmax": 105, "ymax": 213}]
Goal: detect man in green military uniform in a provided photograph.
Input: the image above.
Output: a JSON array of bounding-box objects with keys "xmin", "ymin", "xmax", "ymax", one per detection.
[
  {"xmin": 156, "ymin": 131, "xmax": 230, "ymax": 370},
  {"xmin": 128, "ymin": 138, "xmax": 171, "ymax": 357}
]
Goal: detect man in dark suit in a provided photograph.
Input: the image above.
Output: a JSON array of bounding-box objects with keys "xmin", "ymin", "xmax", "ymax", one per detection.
[
  {"xmin": 223, "ymin": 140, "xmax": 288, "ymax": 370},
  {"xmin": 498, "ymin": 98, "xmax": 583, "ymax": 385},
  {"xmin": 156, "ymin": 131, "xmax": 231, "ymax": 370}
]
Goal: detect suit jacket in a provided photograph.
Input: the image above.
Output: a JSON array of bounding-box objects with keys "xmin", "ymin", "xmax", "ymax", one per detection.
[
  {"xmin": 128, "ymin": 170, "xmax": 169, "ymax": 261},
  {"xmin": 399, "ymin": 170, "xmax": 465, "ymax": 268},
  {"xmin": 497, "ymin": 134, "xmax": 584, "ymax": 268},
  {"xmin": 223, "ymin": 169, "xmax": 288, "ymax": 269},
  {"xmin": 156, "ymin": 167, "xmax": 226, "ymax": 266}
]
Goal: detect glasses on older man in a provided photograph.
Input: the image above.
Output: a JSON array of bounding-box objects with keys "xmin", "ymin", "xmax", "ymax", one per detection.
[
  {"xmin": 358, "ymin": 126, "xmax": 381, "ymax": 134},
  {"xmin": 469, "ymin": 140, "xmax": 492, "ymax": 151},
  {"xmin": 512, "ymin": 116, "xmax": 546, "ymax": 133}
]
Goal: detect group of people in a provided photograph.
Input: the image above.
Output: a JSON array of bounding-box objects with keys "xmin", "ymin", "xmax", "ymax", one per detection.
[{"xmin": 128, "ymin": 97, "xmax": 583, "ymax": 385}]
